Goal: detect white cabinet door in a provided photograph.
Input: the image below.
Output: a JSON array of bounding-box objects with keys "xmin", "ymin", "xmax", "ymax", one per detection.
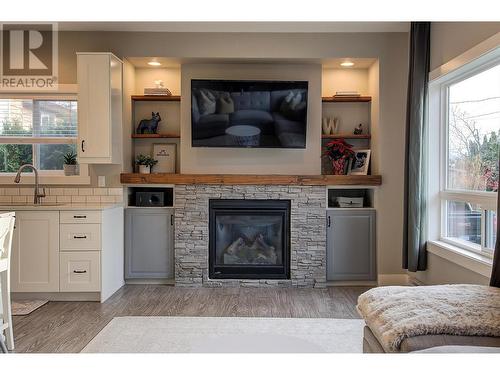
[
  {"xmin": 11, "ymin": 211, "xmax": 60, "ymax": 292},
  {"xmin": 77, "ymin": 53, "xmax": 122, "ymax": 164},
  {"xmin": 60, "ymin": 251, "xmax": 100, "ymax": 292}
]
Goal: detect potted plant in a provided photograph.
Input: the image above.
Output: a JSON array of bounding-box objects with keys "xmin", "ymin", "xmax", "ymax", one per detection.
[
  {"xmin": 323, "ymin": 139, "xmax": 355, "ymax": 175},
  {"xmin": 136, "ymin": 154, "xmax": 158, "ymax": 174},
  {"xmin": 63, "ymin": 151, "xmax": 78, "ymax": 176}
]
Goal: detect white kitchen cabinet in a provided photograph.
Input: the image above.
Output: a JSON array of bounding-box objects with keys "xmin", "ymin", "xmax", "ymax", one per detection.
[
  {"xmin": 11, "ymin": 211, "xmax": 60, "ymax": 292},
  {"xmin": 77, "ymin": 52, "xmax": 123, "ymax": 164},
  {"xmin": 4, "ymin": 206, "xmax": 124, "ymax": 302},
  {"xmin": 60, "ymin": 251, "xmax": 100, "ymax": 292}
]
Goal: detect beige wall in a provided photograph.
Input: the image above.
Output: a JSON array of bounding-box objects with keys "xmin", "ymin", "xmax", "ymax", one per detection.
[
  {"xmin": 430, "ymin": 22, "xmax": 500, "ymax": 70},
  {"xmin": 15, "ymin": 30, "xmax": 409, "ymax": 276},
  {"xmin": 417, "ymin": 22, "xmax": 499, "ymax": 285},
  {"xmin": 322, "ymin": 68, "xmax": 369, "ymax": 97},
  {"xmin": 411, "ymin": 253, "xmax": 489, "ymax": 285},
  {"xmin": 181, "ymin": 63, "xmax": 322, "ymax": 175},
  {"xmin": 134, "ymin": 68, "xmax": 181, "ymax": 96}
]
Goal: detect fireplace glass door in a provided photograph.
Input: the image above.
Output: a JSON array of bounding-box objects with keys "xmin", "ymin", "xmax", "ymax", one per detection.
[{"xmin": 209, "ymin": 200, "xmax": 290, "ymax": 279}]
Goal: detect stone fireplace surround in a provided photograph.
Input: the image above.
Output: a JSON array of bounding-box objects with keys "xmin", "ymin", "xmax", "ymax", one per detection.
[{"xmin": 174, "ymin": 184, "xmax": 327, "ymax": 288}]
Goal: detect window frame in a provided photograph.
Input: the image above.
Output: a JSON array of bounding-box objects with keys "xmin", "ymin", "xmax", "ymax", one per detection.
[
  {"xmin": 432, "ymin": 50, "xmax": 500, "ymax": 258},
  {"xmin": 0, "ymin": 86, "xmax": 90, "ymax": 185}
]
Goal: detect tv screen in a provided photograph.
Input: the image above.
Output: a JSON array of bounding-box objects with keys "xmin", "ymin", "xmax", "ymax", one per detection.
[{"xmin": 191, "ymin": 79, "xmax": 308, "ymax": 148}]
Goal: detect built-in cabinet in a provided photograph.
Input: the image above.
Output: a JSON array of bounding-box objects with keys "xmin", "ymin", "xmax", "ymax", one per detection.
[
  {"xmin": 7, "ymin": 207, "xmax": 124, "ymax": 302},
  {"xmin": 125, "ymin": 208, "xmax": 174, "ymax": 280},
  {"xmin": 11, "ymin": 211, "xmax": 60, "ymax": 292},
  {"xmin": 77, "ymin": 52, "xmax": 123, "ymax": 164},
  {"xmin": 326, "ymin": 209, "xmax": 376, "ymax": 281}
]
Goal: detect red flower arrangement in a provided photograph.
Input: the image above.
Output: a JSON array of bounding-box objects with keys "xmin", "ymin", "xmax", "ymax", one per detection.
[{"xmin": 323, "ymin": 139, "xmax": 355, "ymax": 175}]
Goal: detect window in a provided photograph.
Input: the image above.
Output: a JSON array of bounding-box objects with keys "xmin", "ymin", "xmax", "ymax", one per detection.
[
  {"xmin": 0, "ymin": 98, "xmax": 78, "ymax": 173},
  {"xmin": 439, "ymin": 61, "xmax": 499, "ymax": 255}
]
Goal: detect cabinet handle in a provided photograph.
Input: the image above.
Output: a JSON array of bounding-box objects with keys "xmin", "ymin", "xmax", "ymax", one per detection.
[
  {"xmin": 81, "ymin": 140, "xmax": 85, "ymax": 152},
  {"xmin": 171, "ymin": 214, "xmax": 174, "ymax": 226},
  {"xmin": 73, "ymin": 270, "xmax": 87, "ymax": 274},
  {"xmin": 73, "ymin": 215, "xmax": 87, "ymax": 219},
  {"xmin": 73, "ymin": 235, "xmax": 87, "ymax": 239},
  {"xmin": 327, "ymin": 216, "xmax": 331, "ymax": 228}
]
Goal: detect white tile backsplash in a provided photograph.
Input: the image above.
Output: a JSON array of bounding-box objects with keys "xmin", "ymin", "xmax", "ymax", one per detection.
[
  {"xmin": 108, "ymin": 188, "xmax": 123, "ymax": 196},
  {"xmin": 93, "ymin": 188, "xmax": 108, "ymax": 196},
  {"xmin": 5, "ymin": 188, "xmax": 19, "ymax": 195},
  {"xmin": 78, "ymin": 188, "xmax": 93, "ymax": 196},
  {"xmin": 64, "ymin": 188, "xmax": 79, "ymax": 196},
  {"xmin": 56, "ymin": 196, "xmax": 72, "ymax": 203},
  {"xmin": 86, "ymin": 195, "xmax": 101, "ymax": 203},
  {"xmin": 49, "ymin": 188, "xmax": 64, "ymax": 196},
  {"xmin": 12, "ymin": 195, "xmax": 27, "ymax": 203},
  {"xmin": 0, "ymin": 185, "xmax": 123, "ymax": 205},
  {"xmin": 71, "ymin": 195, "xmax": 86, "ymax": 203}
]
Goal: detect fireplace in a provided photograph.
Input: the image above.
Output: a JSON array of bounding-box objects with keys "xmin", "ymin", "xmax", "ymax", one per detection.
[{"xmin": 209, "ymin": 199, "xmax": 291, "ymax": 279}]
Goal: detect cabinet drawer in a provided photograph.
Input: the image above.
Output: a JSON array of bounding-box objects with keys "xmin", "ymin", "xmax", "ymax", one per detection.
[
  {"xmin": 60, "ymin": 224, "xmax": 101, "ymax": 250},
  {"xmin": 60, "ymin": 251, "xmax": 100, "ymax": 292},
  {"xmin": 60, "ymin": 211, "xmax": 101, "ymax": 224}
]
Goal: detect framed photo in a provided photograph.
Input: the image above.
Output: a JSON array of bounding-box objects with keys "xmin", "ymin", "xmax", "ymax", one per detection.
[
  {"xmin": 348, "ymin": 150, "xmax": 371, "ymax": 175},
  {"xmin": 152, "ymin": 143, "xmax": 176, "ymax": 173}
]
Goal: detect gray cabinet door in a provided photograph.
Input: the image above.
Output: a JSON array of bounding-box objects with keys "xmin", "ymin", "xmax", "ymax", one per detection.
[
  {"xmin": 326, "ymin": 210, "xmax": 376, "ymax": 281},
  {"xmin": 125, "ymin": 208, "xmax": 174, "ymax": 279}
]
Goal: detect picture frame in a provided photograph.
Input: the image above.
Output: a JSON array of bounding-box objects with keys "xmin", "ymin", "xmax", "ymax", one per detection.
[
  {"xmin": 348, "ymin": 149, "xmax": 371, "ymax": 175},
  {"xmin": 152, "ymin": 143, "xmax": 176, "ymax": 173}
]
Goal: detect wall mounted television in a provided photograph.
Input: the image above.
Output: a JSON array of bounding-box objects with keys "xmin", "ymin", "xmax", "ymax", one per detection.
[{"xmin": 191, "ymin": 79, "xmax": 308, "ymax": 148}]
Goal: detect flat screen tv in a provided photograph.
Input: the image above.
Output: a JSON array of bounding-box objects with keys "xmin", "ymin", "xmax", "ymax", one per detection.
[{"xmin": 191, "ymin": 79, "xmax": 308, "ymax": 148}]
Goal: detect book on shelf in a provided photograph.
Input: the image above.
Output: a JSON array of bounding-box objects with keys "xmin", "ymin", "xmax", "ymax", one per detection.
[
  {"xmin": 144, "ymin": 87, "xmax": 172, "ymax": 96},
  {"xmin": 334, "ymin": 91, "xmax": 360, "ymax": 97}
]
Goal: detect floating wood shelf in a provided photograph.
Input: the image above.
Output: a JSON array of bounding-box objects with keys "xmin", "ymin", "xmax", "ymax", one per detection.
[
  {"xmin": 120, "ymin": 173, "xmax": 382, "ymax": 186},
  {"xmin": 131, "ymin": 133, "xmax": 180, "ymax": 139},
  {"xmin": 131, "ymin": 95, "xmax": 181, "ymax": 102},
  {"xmin": 321, "ymin": 134, "xmax": 371, "ymax": 139},
  {"xmin": 322, "ymin": 96, "xmax": 371, "ymax": 103}
]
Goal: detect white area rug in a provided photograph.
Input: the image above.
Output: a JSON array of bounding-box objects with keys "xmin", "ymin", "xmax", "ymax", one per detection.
[
  {"xmin": 12, "ymin": 300, "xmax": 48, "ymax": 316},
  {"xmin": 82, "ymin": 316, "xmax": 364, "ymax": 353}
]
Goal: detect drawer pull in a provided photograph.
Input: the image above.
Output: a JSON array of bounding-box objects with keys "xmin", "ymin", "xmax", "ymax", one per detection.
[
  {"xmin": 73, "ymin": 270, "xmax": 87, "ymax": 274},
  {"xmin": 73, "ymin": 215, "xmax": 87, "ymax": 219},
  {"xmin": 73, "ymin": 235, "xmax": 88, "ymax": 239}
]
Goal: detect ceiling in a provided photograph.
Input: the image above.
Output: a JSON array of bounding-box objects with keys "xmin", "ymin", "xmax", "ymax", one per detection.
[
  {"xmin": 58, "ymin": 22, "xmax": 409, "ymax": 33},
  {"xmin": 127, "ymin": 57, "xmax": 377, "ymax": 69}
]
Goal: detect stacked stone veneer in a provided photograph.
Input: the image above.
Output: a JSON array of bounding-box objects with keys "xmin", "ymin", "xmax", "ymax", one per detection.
[{"xmin": 174, "ymin": 184, "xmax": 327, "ymax": 288}]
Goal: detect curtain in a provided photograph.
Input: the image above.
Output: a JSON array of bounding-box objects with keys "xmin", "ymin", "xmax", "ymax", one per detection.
[
  {"xmin": 490, "ymin": 154, "xmax": 500, "ymax": 287},
  {"xmin": 403, "ymin": 22, "xmax": 430, "ymax": 272}
]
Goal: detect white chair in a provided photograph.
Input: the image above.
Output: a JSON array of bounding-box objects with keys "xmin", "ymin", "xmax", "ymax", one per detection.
[{"xmin": 0, "ymin": 212, "xmax": 15, "ymax": 352}]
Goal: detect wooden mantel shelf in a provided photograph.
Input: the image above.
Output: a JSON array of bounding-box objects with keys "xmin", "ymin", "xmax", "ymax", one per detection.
[{"xmin": 120, "ymin": 173, "xmax": 382, "ymax": 186}]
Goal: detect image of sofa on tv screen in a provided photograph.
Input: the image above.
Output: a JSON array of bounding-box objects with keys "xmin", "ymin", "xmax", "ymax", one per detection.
[{"xmin": 191, "ymin": 81, "xmax": 308, "ymax": 148}]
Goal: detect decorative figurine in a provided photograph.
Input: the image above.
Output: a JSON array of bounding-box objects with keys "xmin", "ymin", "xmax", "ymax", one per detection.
[
  {"xmin": 137, "ymin": 112, "xmax": 161, "ymax": 134},
  {"xmin": 353, "ymin": 123, "xmax": 363, "ymax": 135}
]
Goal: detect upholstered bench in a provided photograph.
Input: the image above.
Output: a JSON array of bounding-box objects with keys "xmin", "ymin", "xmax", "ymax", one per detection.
[{"xmin": 357, "ymin": 284, "xmax": 500, "ymax": 353}]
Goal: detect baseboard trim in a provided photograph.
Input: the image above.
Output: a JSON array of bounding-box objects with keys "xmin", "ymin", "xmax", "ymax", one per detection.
[
  {"xmin": 12, "ymin": 292, "xmax": 101, "ymax": 302},
  {"xmin": 326, "ymin": 280, "xmax": 378, "ymax": 287},
  {"xmin": 377, "ymin": 274, "xmax": 409, "ymax": 286},
  {"xmin": 125, "ymin": 279, "xmax": 175, "ymax": 285}
]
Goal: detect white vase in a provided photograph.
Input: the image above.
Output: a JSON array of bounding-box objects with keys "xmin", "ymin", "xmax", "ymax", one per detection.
[
  {"xmin": 139, "ymin": 165, "xmax": 151, "ymax": 174},
  {"xmin": 322, "ymin": 117, "xmax": 332, "ymax": 135}
]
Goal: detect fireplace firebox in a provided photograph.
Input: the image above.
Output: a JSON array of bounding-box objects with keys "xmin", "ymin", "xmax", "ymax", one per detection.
[{"xmin": 209, "ymin": 199, "xmax": 291, "ymax": 279}]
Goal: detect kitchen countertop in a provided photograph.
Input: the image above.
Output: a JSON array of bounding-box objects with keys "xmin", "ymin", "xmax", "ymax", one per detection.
[{"xmin": 0, "ymin": 203, "xmax": 124, "ymax": 211}]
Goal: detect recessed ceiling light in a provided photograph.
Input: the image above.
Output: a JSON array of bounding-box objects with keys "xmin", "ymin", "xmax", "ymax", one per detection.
[
  {"xmin": 148, "ymin": 61, "xmax": 162, "ymax": 67},
  {"xmin": 340, "ymin": 61, "xmax": 354, "ymax": 67}
]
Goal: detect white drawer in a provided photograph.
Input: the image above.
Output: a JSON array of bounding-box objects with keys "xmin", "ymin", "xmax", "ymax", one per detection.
[
  {"xmin": 60, "ymin": 251, "xmax": 100, "ymax": 292},
  {"xmin": 60, "ymin": 211, "xmax": 101, "ymax": 224},
  {"xmin": 60, "ymin": 223, "xmax": 101, "ymax": 250}
]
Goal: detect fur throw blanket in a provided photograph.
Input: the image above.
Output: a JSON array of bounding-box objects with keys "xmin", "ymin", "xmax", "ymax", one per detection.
[{"xmin": 357, "ymin": 284, "xmax": 500, "ymax": 352}]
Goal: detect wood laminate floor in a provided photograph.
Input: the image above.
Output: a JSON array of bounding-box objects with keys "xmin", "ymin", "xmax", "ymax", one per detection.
[{"xmin": 11, "ymin": 285, "xmax": 370, "ymax": 353}]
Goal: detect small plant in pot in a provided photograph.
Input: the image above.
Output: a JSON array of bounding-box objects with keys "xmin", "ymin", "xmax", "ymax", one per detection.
[
  {"xmin": 136, "ymin": 154, "xmax": 158, "ymax": 174},
  {"xmin": 63, "ymin": 151, "xmax": 78, "ymax": 176}
]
